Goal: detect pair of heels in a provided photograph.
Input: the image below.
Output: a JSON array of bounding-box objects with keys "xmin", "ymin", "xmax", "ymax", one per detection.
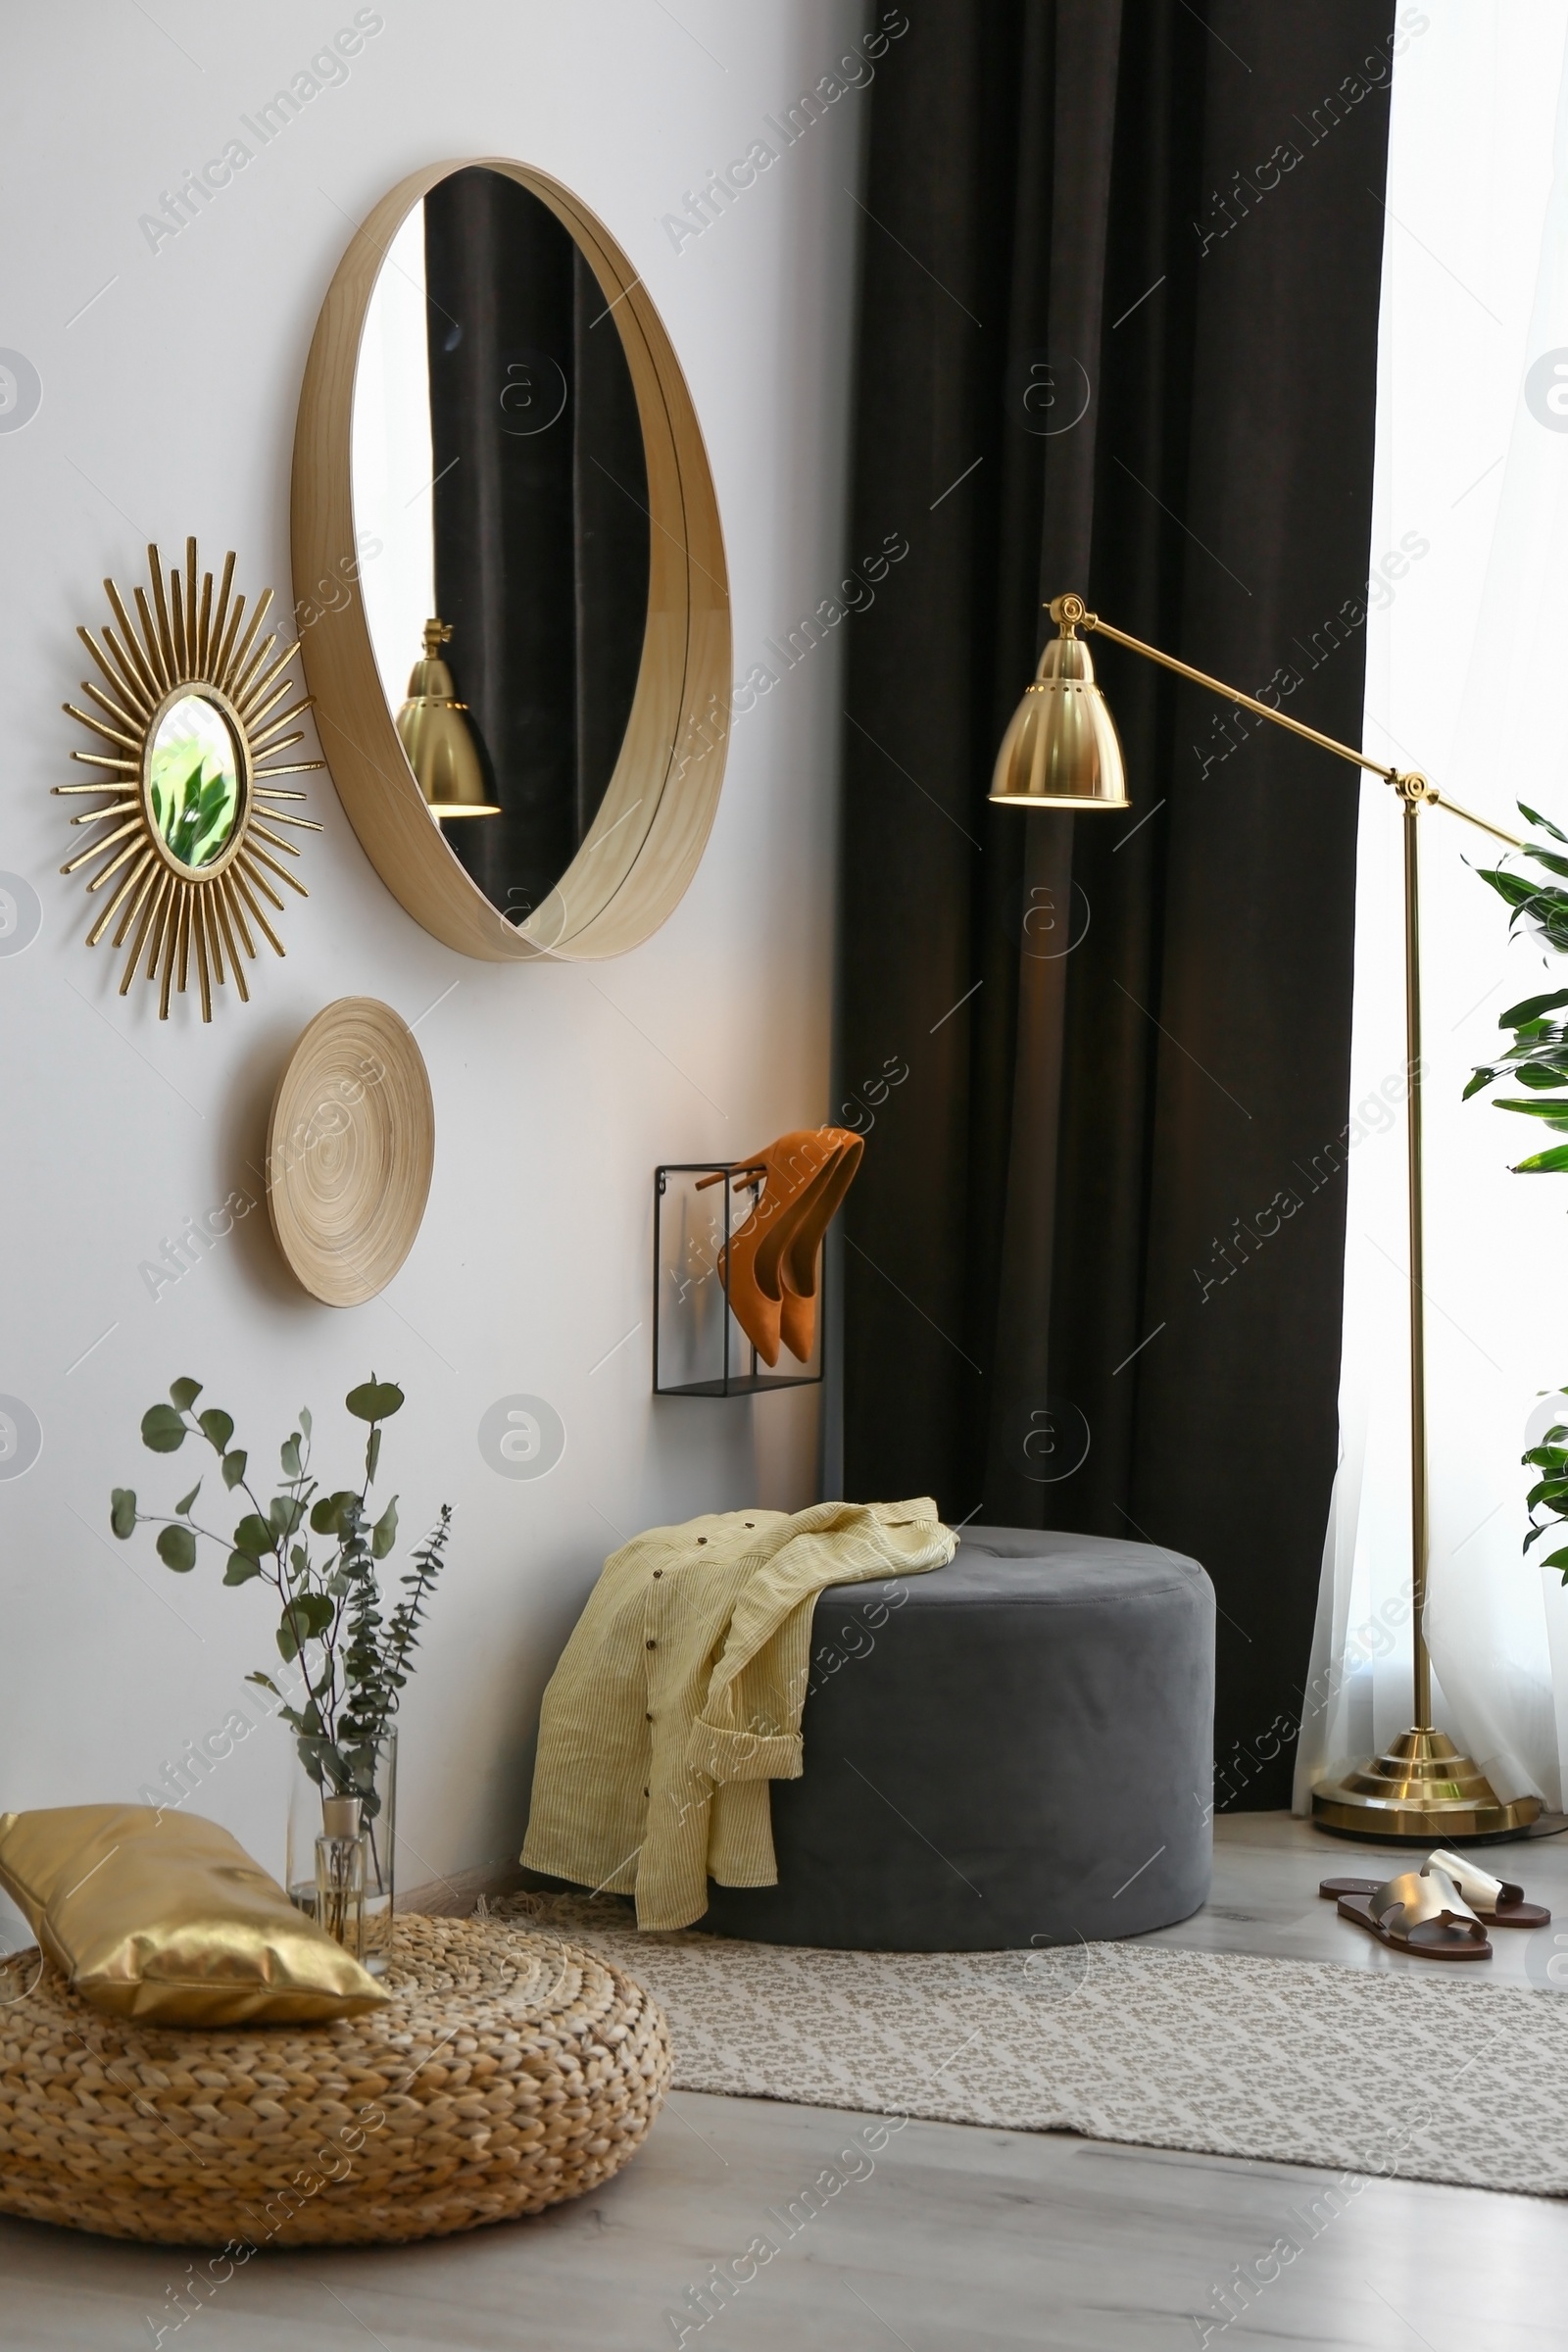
[{"xmin": 709, "ymin": 1128, "xmax": 863, "ymax": 1366}]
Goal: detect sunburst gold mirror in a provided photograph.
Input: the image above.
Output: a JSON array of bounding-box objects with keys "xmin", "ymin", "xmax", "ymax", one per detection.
[{"xmin": 57, "ymin": 539, "xmax": 323, "ymax": 1019}]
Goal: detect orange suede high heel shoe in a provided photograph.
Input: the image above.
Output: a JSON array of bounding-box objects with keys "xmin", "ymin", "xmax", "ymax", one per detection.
[
  {"xmin": 708, "ymin": 1130, "xmax": 841, "ymax": 1367},
  {"xmin": 776, "ymin": 1129, "xmax": 863, "ymax": 1362}
]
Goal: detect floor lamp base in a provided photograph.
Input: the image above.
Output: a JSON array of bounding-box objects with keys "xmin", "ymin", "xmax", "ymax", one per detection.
[{"xmin": 1311, "ymin": 1728, "xmax": 1544, "ymax": 1843}]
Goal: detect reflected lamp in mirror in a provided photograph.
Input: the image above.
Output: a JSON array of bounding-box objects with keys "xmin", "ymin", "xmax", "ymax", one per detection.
[
  {"xmin": 57, "ymin": 539, "xmax": 323, "ymax": 1020},
  {"xmin": 989, "ymin": 594, "xmax": 1129, "ymax": 810},
  {"xmin": 395, "ymin": 618, "xmax": 500, "ymax": 818}
]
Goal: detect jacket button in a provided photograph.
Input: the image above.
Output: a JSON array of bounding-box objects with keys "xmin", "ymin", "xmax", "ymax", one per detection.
[
  {"xmin": 697, "ymin": 1537, "xmax": 708, "ymax": 1544},
  {"xmin": 653, "ymin": 1569, "xmax": 662, "ymax": 1579},
  {"xmin": 643, "ymin": 1788, "xmax": 649, "ymax": 1798},
  {"xmin": 646, "ymin": 1712, "xmax": 654, "ymax": 1723},
  {"xmin": 646, "ymin": 1638, "xmax": 657, "ymax": 1649}
]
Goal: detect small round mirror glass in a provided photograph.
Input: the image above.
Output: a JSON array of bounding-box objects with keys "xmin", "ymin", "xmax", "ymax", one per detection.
[
  {"xmin": 147, "ymin": 693, "xmax": 243, "ymax": 871},
  {"xmin": 351, "ymin": 165, "xmax": 651, "ymax": 930}
]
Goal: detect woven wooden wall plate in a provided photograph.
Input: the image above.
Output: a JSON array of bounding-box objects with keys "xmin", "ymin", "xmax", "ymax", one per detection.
[{"xmin": 267, "ymin": 997, "xmax": 434, "ymax": 1307}]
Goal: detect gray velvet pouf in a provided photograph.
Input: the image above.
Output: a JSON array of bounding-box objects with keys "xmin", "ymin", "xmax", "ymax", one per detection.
[{"xmin": 701, "ymin": 1527, "xmax": 1215, "ymax": 1952}]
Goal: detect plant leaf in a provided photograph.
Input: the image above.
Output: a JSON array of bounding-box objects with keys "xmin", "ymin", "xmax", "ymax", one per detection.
[
  {"xmin": 1499, "ymin": 987, "xmax": 1568, "ymax": 1027},
  {"xmin": 222, "ymin": 1447, "xmax": 247, "ymax": 1490},
  {"xmin": 199, "ymin": 1407, "xmax": 234, "ymax": 1452},
  {"xmin": 370, "ymin": 1497, "xmax": 399, "ymax": 1560},
  {"xmin": 367, "ymin": 1425, "xmax": 382, "ymax": 1484},
  {"xmin": 233, "ymin": 1511, "xmax": 273, "ymax": 1556},
  {"xmin": 345, "ymin": 1378, "xmax": 404, "ymax": 1423},
  {"xmin": 311, "ymin": 1489, "xmax": 359, "ymax": 1536},
  {"xmin": 280, "ymin": 1435, "xmax": 302, "ymax": 1479},
  {"xmin": 1491, "ymin": 1097, "xmax": 1568, "ymax": 1124},
  {"xmin": 110, "ymin": 1487, "xmax": 137, "ymax": 1540},
  {"xmin": 269, "ymin": 1494, "xmax": 306, "ymax": 1540},
  {"xmin": 246, "ymin": 1670, "xmax": 280, "ymax": 1696},
  {"xmin": 157, "ymin": 1523, "xmax": 197, "ymax": 1572},
  {"xmin": 1513, "ymin": 1143, "xmax": 1568, "ymax": 1173},
  {"xmin": 1518, "ymin": 801, "xmax": 1568, "ymax": 844},
  {"xmin": 276, "ymin": 1592, "xmax": 334, "ymax": 1661},
  {"xmin": 169, "ymin": 1377, "xmax": 203, "ymax": 1412},
  {"xmin": 141, "ymin": 1402, "xmax": 188, "ymax": 1453},
  {"xmin": 174, "ymin": 1481, "xmax": 202, "ymax": 1516},
  {"xmin": 224, "ymin": 1549, "xmax": 264, "ymax": 1585},
  {"xmin": 299, "ymin": 1406, "xmax": 313, "ymax": 1438}
]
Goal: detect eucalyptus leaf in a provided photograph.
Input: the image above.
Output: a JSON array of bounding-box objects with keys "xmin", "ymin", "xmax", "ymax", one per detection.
[
  {"xmin": 169, "ymin": 1377, "xmax": 203, "ymax": 1411},
  {"xmin": 174, "ymin": 1481, "xmax": 202, "ymax": 1517},
  {"xmin": 233, "ymin": 1511, "xmax": 273, "ymax": 1556},
  {"xmin": 300, "ymin": 1406, "xmax": 313, "ymax": 1437},
  {"xmin": 345, "ymin": 1378, "xmax": 404, "ymax": 1424},
  {"xmin": 269, "ymin": 1494, "xmax": 306, "ymax": 1540},
  {"xmin": 370, "ymin": 1497, "xmax": 399, "ymax": 1560},
  {"xmin": 141, "ymin": 1402, "xmax": 188, "ymax": 1453},
  {"xmin": 157, "ymin": 1523, "xmax": 197, "ymax": 1572},
  {"xmin": 224, "ymin": 1549, "xmax": 264, "ymax": 1585},
  {"xmin": 367, "ymin": 1426, "xmax": 382, "ymax": 1484},
  {"xmin": 110, "ymin": 1487, "xmax": 137, "ymax": 1540},
  {"xmin": 222, "ymin": 1448, "xmax": 247, "ymax": 1489},
  {"xmin": 311, "ymin": 1490, "xmax": 358, "ymax": 1536},
  {"xmin": 199, "ymin": 1407, "xmax": 234, "ymax": 1452},
  {"xmin": 280, "ymin": 1435, "xmax": 302, "ymax": 1479}
]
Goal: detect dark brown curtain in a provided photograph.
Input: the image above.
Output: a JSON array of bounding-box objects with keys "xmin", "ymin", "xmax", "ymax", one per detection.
[
  {"xmin": 838, "ymin": 2, "xmax": 1397, "ymax": 1806},
  {"xmin": 423, "ymin": 170, "xmax": 648, "ymax": 920}
]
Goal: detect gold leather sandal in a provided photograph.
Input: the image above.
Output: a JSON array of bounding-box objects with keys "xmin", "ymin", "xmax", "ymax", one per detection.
[
  {"xmin": 1423, "ymin": 1848, "xmax": 1550, "ymax": 1929},
  {"xmin": 1327, "ymin": 1865, "xmax": 1492, "ymax": 1960},
  {"xmin": 1319, "ymin": 1847, "xmax": 1550, "ymax": 1931}
]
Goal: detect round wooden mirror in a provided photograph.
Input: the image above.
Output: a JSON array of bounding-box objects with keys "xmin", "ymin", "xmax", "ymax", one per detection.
[{"xmin": 292, "ymin": 160, "xmax": 730, "ymax": 961}]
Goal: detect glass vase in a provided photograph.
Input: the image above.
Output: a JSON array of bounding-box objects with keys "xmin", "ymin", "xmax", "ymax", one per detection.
[
  {"xmin": 316, "ymin": 1801, "xmax": 367, "ymax": 1961},
  {"xmin": 286, "ymin": 1728, "xmax": 397, "ymax": 1973}
]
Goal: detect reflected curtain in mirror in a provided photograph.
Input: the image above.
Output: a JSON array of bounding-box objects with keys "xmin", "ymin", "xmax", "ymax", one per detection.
[{"xmin": 421, "ymin": 167, "xmax": 650, "ymax": 927}]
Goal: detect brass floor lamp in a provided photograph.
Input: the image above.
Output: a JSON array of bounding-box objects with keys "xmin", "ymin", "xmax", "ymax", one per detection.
[{"xmin": 992, "ymin": 591, "xmax": 1542, "ymax": 1840}]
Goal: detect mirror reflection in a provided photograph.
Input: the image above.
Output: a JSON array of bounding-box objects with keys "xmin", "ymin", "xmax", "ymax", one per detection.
[
  {"xmin": 147, "ymin": 693, "xmax": 243, "ymax": 870},
  {"xmin": 353, "ymin": 166, "xmax": 651, "ymax": 927}
]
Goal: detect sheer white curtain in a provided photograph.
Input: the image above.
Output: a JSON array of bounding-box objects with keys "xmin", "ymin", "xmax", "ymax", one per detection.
[{"xmin": 1296, "ymin": 0, "xmax": 1568, "ymax": 1814}]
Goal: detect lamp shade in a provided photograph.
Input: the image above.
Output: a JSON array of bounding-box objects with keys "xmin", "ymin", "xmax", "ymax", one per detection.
[
  {"xmin": 396, "ymin": 619, "xmax": 502, "ymax": 818},
  {"xmin": 989, "ymin": 619, "xmax": 1128, "ymax": 810}
]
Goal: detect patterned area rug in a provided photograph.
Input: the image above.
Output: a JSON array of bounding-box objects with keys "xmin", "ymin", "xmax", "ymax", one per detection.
[{"xmin": 492, "ymin": 1893, "xmax": 1568, "ymax": 2197}]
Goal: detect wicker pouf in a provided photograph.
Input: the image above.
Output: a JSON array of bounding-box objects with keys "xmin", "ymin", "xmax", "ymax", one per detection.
[{"xmin": 0, "ymin": 1914, "xmax": 670, "ymax": 2246}]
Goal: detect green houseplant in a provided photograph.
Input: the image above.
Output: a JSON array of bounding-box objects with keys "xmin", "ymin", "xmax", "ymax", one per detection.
[
  {"xmin": 1468, "ymin": 806, "xmax": 1568, "ymax": 1581},
  {"xmin": 112, "ymin": 1373, "xmax": 453, "ymax": 1825}
]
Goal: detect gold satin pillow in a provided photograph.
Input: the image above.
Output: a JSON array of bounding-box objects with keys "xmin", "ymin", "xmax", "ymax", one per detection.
[{"xmin": 0, "ymin": 1804, "xmax": 388, "ymax": 2025}]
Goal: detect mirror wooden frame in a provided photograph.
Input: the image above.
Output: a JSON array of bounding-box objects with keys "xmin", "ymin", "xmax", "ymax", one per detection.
[{"xmin": 292, "ymin": 159, "xmax": 731, "ymax": 962}]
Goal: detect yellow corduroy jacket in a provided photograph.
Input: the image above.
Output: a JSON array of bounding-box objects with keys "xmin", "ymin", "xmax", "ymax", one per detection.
[{"xmin": 520, "ymin": 1498, "xmax": 956, "ymax": 1930}]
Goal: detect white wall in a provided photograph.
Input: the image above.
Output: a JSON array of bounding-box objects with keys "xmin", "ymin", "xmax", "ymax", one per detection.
[{"xmin": 0, "ymin": 0, "xmax": 873, "ymax": 1916}]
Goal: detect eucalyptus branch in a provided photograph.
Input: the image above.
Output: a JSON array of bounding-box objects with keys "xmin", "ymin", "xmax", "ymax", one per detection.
[{"xmin": 111, "ymin": 1374, "xmax": 453, "ymax": 1797}]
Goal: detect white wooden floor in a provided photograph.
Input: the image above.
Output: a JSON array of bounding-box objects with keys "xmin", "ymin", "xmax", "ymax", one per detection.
[{"xmin": 4, "ymin": 1813, "xmax": 1566, "ymax": 2350}]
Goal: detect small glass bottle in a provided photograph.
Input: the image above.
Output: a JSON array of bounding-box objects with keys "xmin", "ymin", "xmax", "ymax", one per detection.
[{"xmin": 316, "ymin": 1794, "xmax": 367, "ymax": 1960}]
